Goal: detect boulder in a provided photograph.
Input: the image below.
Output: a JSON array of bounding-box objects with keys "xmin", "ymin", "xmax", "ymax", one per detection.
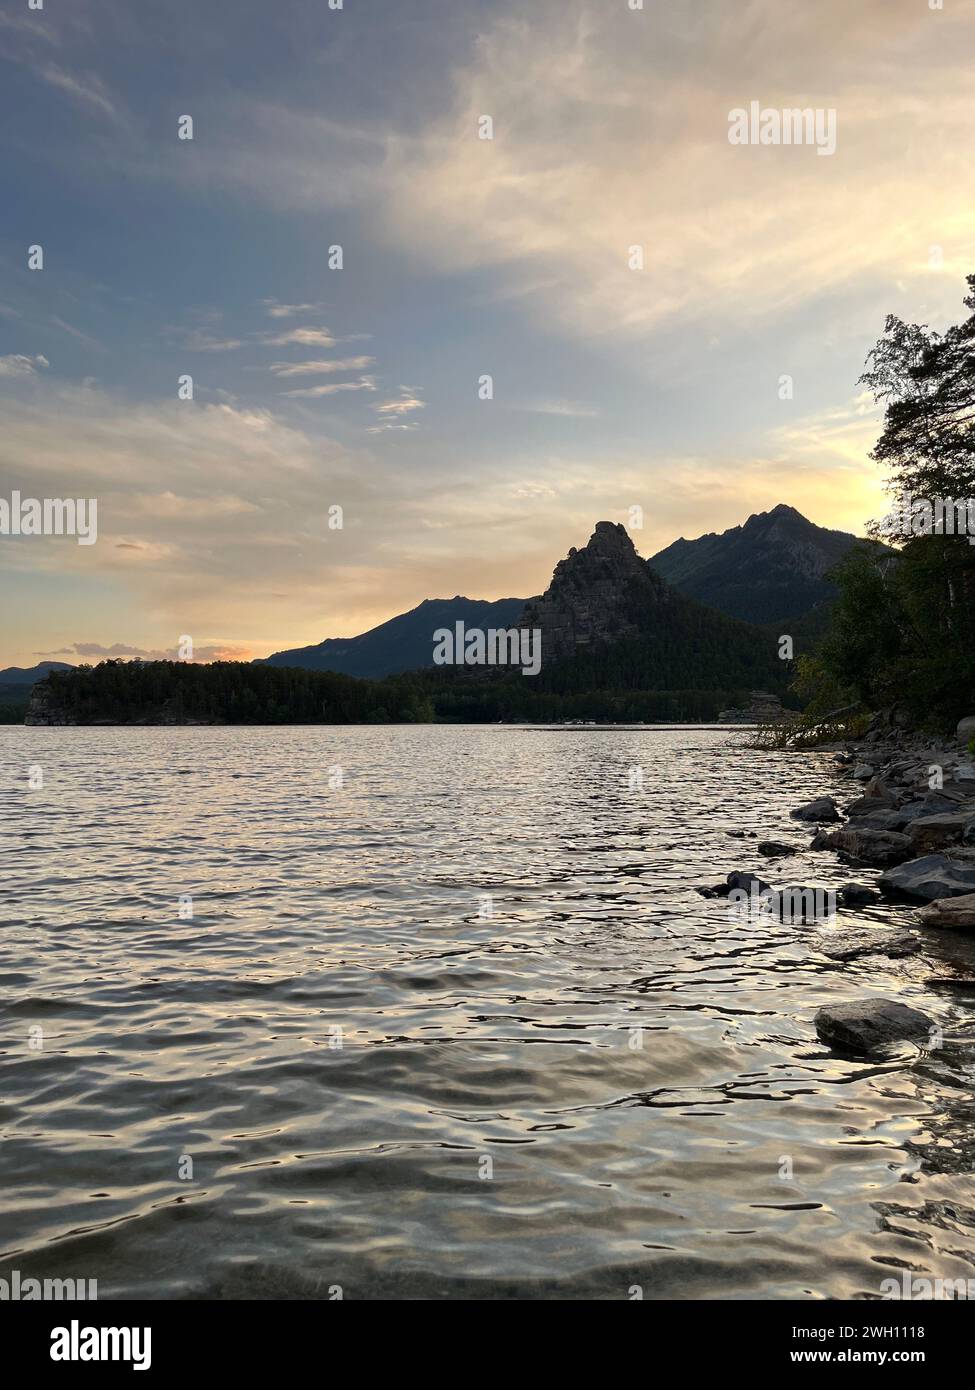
[
  {"xmin": 907, "ymin": 792, "xmax": 965, "ymax": 818},
  {"xmin": 879, "ymin": 854, "xmax": 975, "ymax": 901},
  {"xmin": 863, "ymin": 776, "xmax": 899, "ymax": 802},
  {"xmin": 726, "ymin": 869, "xmax": 772, "ymax": 896},
  {"xmin": 818, "ymin": 930, "xmax": 918, "ymax": 962},
  {"xmin": 757, "ymin": 840, "xmax": 799, "ymax": 858},
  {"xmin": 790, "ymin": 797, "xmax": 841, "ymax": 823},
  {"xmin": 907, "ymin": 810, "xmax": 975, "ymax": 853},
  {"xmin": 846, "ymin": 808, "xmax": 918, "ymax": 833},
  {"xmin": 837, "ymin": 883, "xmax": 881, "ymax": 907},
  {"xmin": 771, "ymin": 885, "xmax": 835, "ymax": 922},
  {"xmin": 809, "ymin": 829, "xmax": 832, "ymax": 850},
  {"xmin": 852, "ymin": 763, "xmax": 875, "ymax": 780},
  {"xmin": 910, "ymin": 781, "xmax": 975, "ymax": 806},
  {"xmin": 957, "ymin": 715, "xmax": 975, "ymax": 743},
  {"xmin": 695, "ymin": 882, "xmax": 731, "ymax": 898},
  {"xmin": 823, "ymin": 826, "xmax": 913, "ymax": 866},
  {"xmin": 814, "ymin": 998, "xmax": 935, "ymax": 1053},
  {"xmin": 918, "ymin": 892, "xmax": 975, "ymax": 930},
  {"xmin": 850, "ymin": 797, "xmax": 967, "ymax": 832}
]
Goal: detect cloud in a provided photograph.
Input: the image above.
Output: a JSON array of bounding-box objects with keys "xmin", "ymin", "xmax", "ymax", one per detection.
[
  {"xmin": 269, "ymin": 356, "xmax": 375, "ymax": 377},
  {"xmin": 266, "ymin": 327, "xmax": 337, "ymax": 348},
  {"xmin": 262, "ymin": 300, "xmax": 323, "ymax": 319},
  {"xmin": 279, "ymin": 376, "xmax": 377, "ymax": 398},
  {"xmin": 374, "ymin": 0, "xmax": 975, "ymax": 340},
  {"xmin": 179, "ymin": 0, "xmax": 973, "ymax": 349},
  {"xmin": 523, "ymin": 399, "xmax": 598, "ymax": 418},
  {"xmin": 0, "ymin": 12, "xmax": 58, "ymax": 46},
  {"xmin": 38, "ymin": 64, "xmax": 119, "ymax": 120},
  {"xmin": 69, "ymin": 642, "xmax": 161, "ymax": 658},
  {"xmin": 181, "ymin": 329, "xmax": 245, "ymax": 352},
  {"xmin": 0, "ymin": 379, "xmax": 424, "ymax": 648},
  {"xmin": 375, "ymin": 386, "xmax": 425, "ymax": 416},
  {"xmin": 0, "ymin": 354, "xmax": 49, "ymax": 378},
  {"xmin": 58, "ymin": 640, "xmax": 253, "ymax": 662},
  {"xmin": 51, "ymin": 317, "xmax": 102, "ymax": 351}
]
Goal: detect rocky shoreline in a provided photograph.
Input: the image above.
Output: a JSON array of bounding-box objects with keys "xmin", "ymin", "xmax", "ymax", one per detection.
[{"xmin": 701, "ymin": 712, "xmax": 975, "ymax": 1054}]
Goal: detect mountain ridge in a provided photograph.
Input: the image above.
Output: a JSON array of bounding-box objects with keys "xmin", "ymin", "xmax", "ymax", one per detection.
[
  {"xmin": 649, "ymin": 503, "xmax": 862, "ymax": 624},
  {"xmin": 259, "ymin": 504, "xmax": 856, "ymax": 678},
  {"xmin": 261, "ymin": 596, "xmax": 526, "ymax": 680}
]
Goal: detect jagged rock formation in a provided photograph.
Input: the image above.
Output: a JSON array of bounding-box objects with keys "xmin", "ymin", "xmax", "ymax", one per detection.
[
  {"xmin": 24, "ymin": 681, "xmax": 74, "ymax": 726},
  {"xmin": 518, "ymin": 521, "xmax": 672, "ymax": 659},
  {"xmin": 718, "ymin": 690, "xmax": 786, "ymax": 724}
]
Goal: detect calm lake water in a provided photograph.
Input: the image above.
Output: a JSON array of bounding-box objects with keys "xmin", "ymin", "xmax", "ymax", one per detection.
[{"xmin": 2, "ymin": 725, "xmax": 975, "ymax": 1300}]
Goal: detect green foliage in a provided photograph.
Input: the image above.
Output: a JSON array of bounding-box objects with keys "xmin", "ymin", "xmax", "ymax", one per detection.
[
  {"xmin": 745, "ymin": 653, "xmax": 869, "ymax": 750},
  {"xmin": 0, "ymin": 700, "xmax": 29, "ymax": 724},
  {"xmin": 816, "ymin": 531, "xmax": 975, "ymax": 729},
  {"xmin": 816, "ymin": 543, "xmax": 907, "ymax": 707},
  {"xmin": 31, "ymin": 656, "xmax": 792, "ymax": 727},
  {"xmin": 811, "ymin": 275, "xmax": 975, "ymax": 729},
  {"xmin": 861, "ymin": 273, "xmax": 975, "ymax": 511},
  {"xmin": 38, "ymin": 660, "xmax": 435, "ymax": 725},
  {"xmin": 405, "ymin": 603, "xmax": 796, "ymax": 722}
]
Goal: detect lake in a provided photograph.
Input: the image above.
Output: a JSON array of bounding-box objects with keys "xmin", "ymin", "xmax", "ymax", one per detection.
[{"xmin": 2, "ymin": 724, "xmax": 975, "ymax": 1299}]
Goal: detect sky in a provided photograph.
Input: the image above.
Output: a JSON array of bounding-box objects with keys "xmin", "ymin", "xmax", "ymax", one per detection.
[{"xmin": 1, "ymin": 0, "xmax": 974, "ymax": 667}]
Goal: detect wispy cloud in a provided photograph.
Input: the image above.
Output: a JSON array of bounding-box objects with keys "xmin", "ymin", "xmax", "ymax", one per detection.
[
  {"xmin": 38, "ymin": 63, "xmax": 119, "ymax": 120},
  {"xmin": 375, "ymin": 386, "xmax": 425, "ymax": 416},
  {"xmin": 187, "ymin": 0, "xmax": 974, "ymax": 346},
  {"xmin": 269, "ymin": 356, "xmax": 375, "ymax": 378},
  {"xmin": 0, "ymin": 12, "xmax": 58, "ymax": 46},
  {"xmin": 523, "ymin": 398, "xmax": 598, "ymax": 418},
  {"xmin": 54, "ymin": 640, "xmax": 253, "ymax": 661},
  {"xmin": 266, "ymin": 327, "xmax": 337, "ymax": 348},
  {"xmin": 181, "ymin": 329, "xmax": 245, "ymax": 352},
  {"xmin": 280, "ymin": 376, "xmax": 377, "ymax": 398},
  {"xmin": 0, "ymin": 353, "xmax": 49, "ymax": 378},
  {"xmin": 262, "ymin": 300, "xmax": 324, "ymax": 319}
]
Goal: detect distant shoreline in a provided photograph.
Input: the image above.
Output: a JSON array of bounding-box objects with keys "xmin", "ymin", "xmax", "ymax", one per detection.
[{"xmin": 8, "ymin": 720, "xmax": 752, "ymax": 732}]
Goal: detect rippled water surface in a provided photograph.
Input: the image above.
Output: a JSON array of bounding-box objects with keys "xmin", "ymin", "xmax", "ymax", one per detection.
[{"xmin": 3, "ymin": 725, "xmax": 975, "ymax": 1300}]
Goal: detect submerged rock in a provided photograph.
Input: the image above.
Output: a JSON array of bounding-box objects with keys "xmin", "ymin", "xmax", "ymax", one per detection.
[
  {"xmin": 814, "ymin": 998, "xmax": 934, "ymax": 1053},
  {"xmin": 726, "ymin": 869, "xmax": 772, "ymax": 896},
  {"xmin": 918, "ymin": 892, "xmax": 975, "ymax": 930},
  {"xmin": 818, "ymin": 930, "xmax": 918, "ymax": 962},
  {"xmin": 695, "ymin": 882, "xmax": 731, "ymax": 898},
  {"xmin": 879, "ymin": 854, "xmax": 975, "ymax": 901},
  {"xmin": 837, "ymin": 883, "xmax": 881, "ymax": 907},
  {"xmin": 790, "ymin": 797, "xmax": 841, "ymax": 823},
  {"xmin": 772, "ymin": 885, "xmax": 835, "ymax": 922},
  {"xmin": 757, "ymin": 840, "xmax": 799, "ymax": 858}
]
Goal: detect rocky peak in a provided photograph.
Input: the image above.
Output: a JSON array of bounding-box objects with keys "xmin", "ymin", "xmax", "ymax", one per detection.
[
  {"xmin": 520, "ymin": 521, "xmax": 668, "ymax": 659},
  {"xmin": 650, "ymin": 503, "xmax": 864, "ymax": 624},
  {"xmin": 747, "ymin": 503, "xmax": 803, "ymax": 525}
]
